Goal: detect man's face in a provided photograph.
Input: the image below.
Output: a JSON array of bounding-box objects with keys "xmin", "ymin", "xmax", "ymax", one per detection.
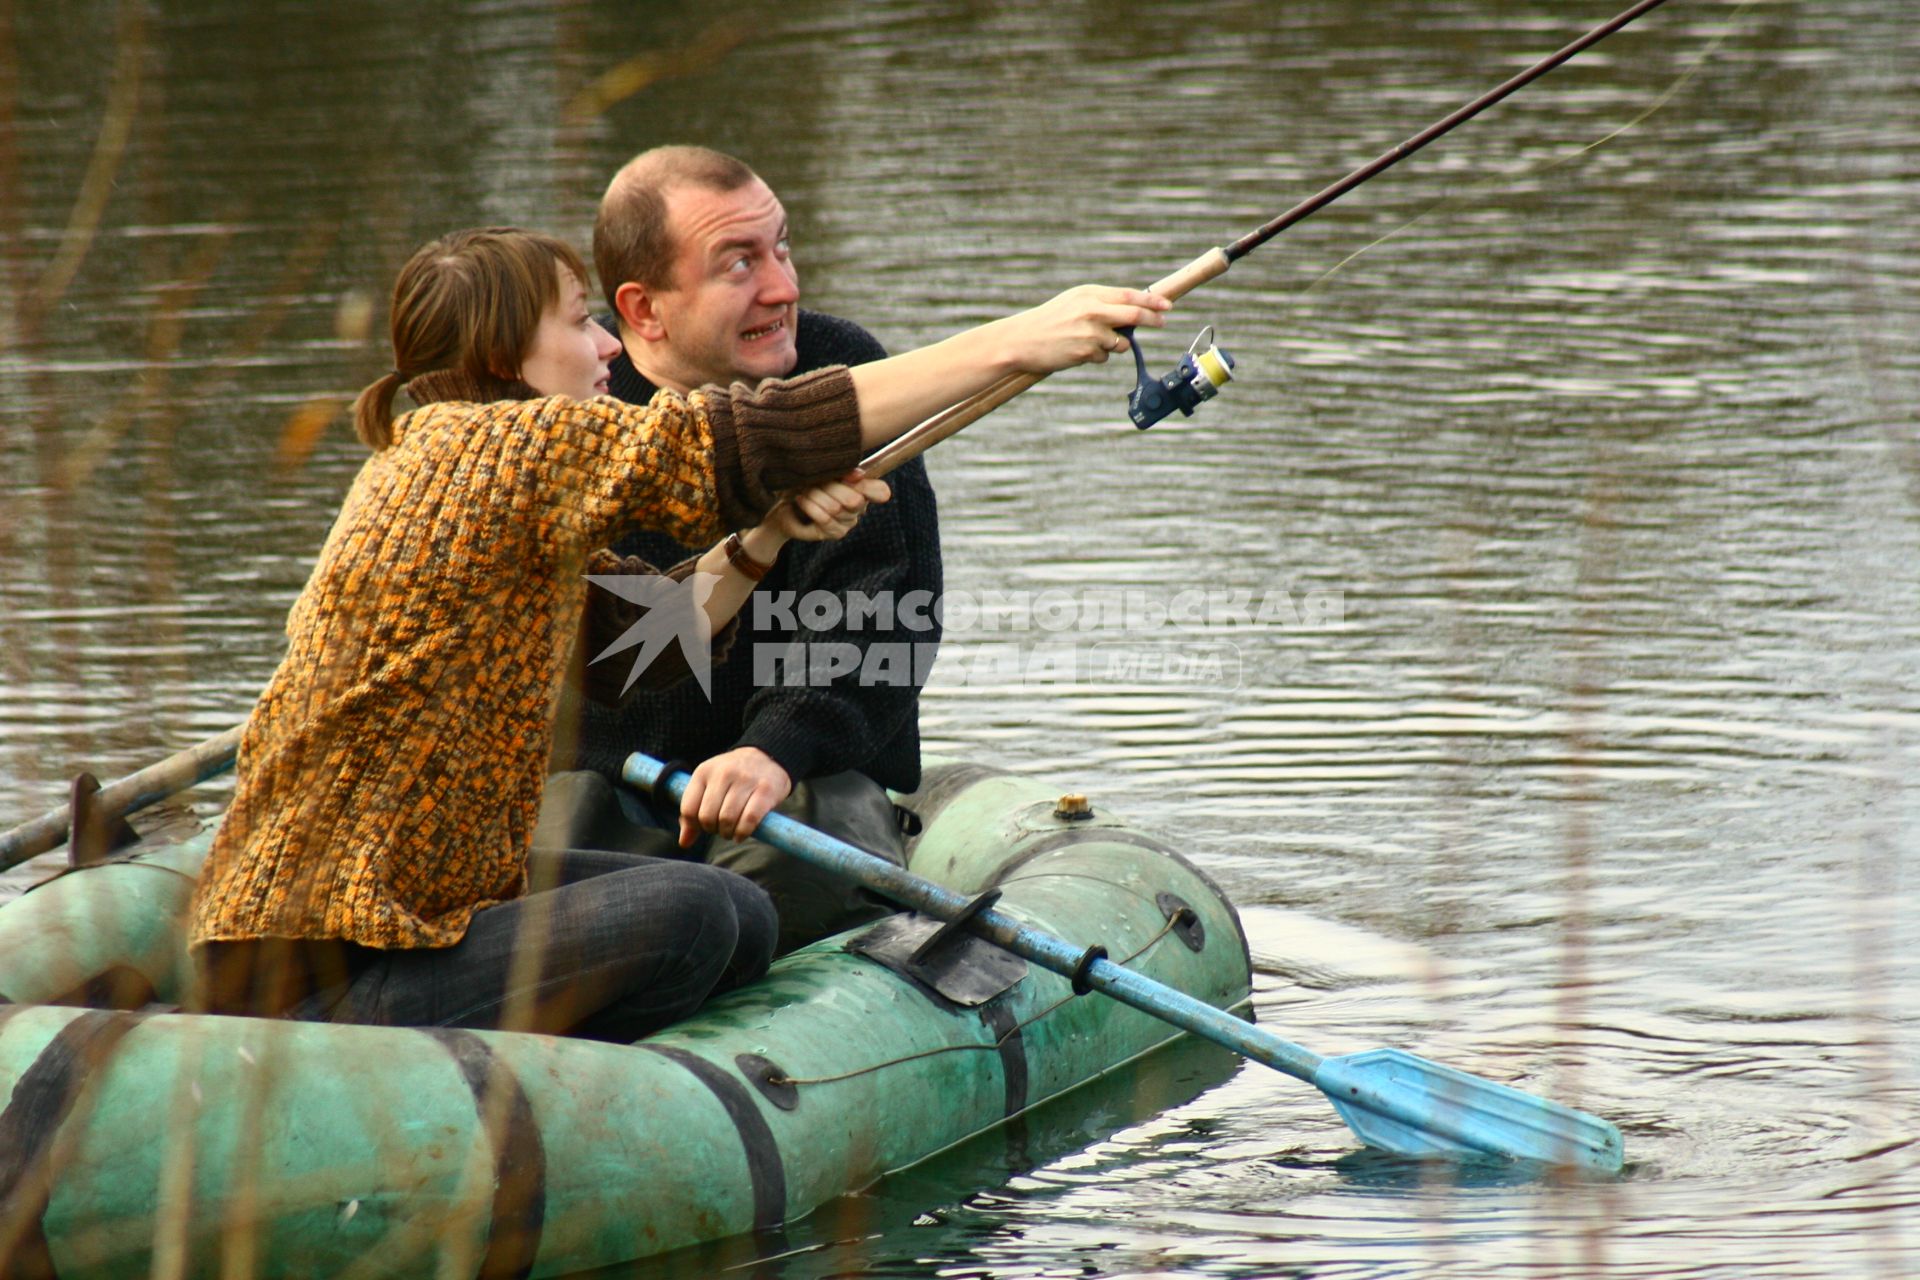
[{"xmin": 649, "ymin": 177, "xmax": 800, "ymax": 389}]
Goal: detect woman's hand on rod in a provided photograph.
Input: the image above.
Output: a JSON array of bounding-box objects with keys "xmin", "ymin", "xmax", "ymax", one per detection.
[{"xmin": 766, "ymin": 470, "xmax": 891, "ymax": 544}]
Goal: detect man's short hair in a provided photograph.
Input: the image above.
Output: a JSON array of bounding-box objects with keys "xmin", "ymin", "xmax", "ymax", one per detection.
[{"xmin": 594, "ymin": 145, "xmax": 759, "ymax": 313}]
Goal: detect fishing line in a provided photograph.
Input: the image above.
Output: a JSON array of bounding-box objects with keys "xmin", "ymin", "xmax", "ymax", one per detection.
[{"xmin": 1297, "ymin": 0, "xmax": 1760, "ymax": 301}]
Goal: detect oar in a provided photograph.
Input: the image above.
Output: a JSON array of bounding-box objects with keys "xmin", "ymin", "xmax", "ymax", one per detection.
[
  {"xmin": 0, "ymin": 724, "xmax": 243, "ymax": 873},
  {"xmin": 857, "ymin": 0, "xmax": 1678, "ymax": 479},
  {"xmin": 623, "ymin": 753, "xmax": 1624, "ymax": 1173}
]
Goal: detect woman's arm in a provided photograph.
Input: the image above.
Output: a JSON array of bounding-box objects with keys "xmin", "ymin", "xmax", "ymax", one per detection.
[
  {"xmin": 525, "ymin": 285, "xmax": 1168, "ymax": 557},
  {"xmin": 579, "ymin": 472, "xmax": 889, "ymax": 704},
  {"xmin": 687, "ymin": 472, "xmax": 889, "ymax": 634}
]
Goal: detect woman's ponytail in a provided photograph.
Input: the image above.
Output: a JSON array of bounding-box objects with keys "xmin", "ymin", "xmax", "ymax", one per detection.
[
  {"xmin": 355, "ymin": 228, "xmax": 588, "ymax": 450},
  {"xmin": 352, "ymin": 371, "xmax": 405, "ymax": 451}
]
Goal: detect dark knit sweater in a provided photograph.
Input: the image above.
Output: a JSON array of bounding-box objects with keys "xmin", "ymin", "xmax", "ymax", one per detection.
[{"xmin": 572, "ymin": 309, "xmax": 943, "ymax": 792}]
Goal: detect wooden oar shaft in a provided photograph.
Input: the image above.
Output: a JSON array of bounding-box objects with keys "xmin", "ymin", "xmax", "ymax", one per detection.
[
  {"xmin": 0, "ymin": 723, "xmax": 243, "ymax": 872},
  {"xmin": 857, "ymin": 248, "xmax": 1232, "ymax": 479}
]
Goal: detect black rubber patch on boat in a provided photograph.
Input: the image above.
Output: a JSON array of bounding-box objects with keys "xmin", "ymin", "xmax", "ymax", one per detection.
[
  {"xmin": 641, "ymin": 1044, "xmax": 787, "ymax": 1235},
  {"xmin": 0, "ymin": 1009, "xmax": 141, "ymax": 1279},
  {"xmin": 735, "ymin": 1054, "xmax": 798, "ymax": 1111},
  {"xmin": 1156, "ymin": 892, "xmax": 1206, "ymax": 952},
  {"xmin": 429, "ymin": 1029, "xmax": 547, "ymax": 1280},
  {"xmin": 979, "ymin": 1002, "xmax": 1029, "ymax": 1117},
  {"xmin": 847, "ymin": 914, "xmax": 1027, "ymax": 1008}
]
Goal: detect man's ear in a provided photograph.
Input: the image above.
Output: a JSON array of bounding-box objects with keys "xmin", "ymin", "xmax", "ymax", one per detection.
[{"xmin": 614, "ymin": 281, "xmax": 666, "ymax": 343}]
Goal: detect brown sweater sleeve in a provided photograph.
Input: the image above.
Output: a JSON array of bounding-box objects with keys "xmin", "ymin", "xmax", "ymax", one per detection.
[
  {"xmin": 699, "ymin": 366, "xmax": 864, "ymax": 529},
  {"xmin": 510, "ymin": 365, "xmax": 863, "ymax": 557}
]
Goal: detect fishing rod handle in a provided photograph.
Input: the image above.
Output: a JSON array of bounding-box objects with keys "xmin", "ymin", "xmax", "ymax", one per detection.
[
  {"xmin": 1148, "ymin": 247, "xmax": 1231, "ymax": 301},
  {"xmin": 857, "ymin": 369, "xmax": 1038, "ymax": 478}
]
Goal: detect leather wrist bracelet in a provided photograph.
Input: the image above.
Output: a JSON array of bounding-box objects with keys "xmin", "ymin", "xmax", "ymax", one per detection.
[{"xmin": 723, "ymin": 531, "xmax": 775, "ymax": 582}]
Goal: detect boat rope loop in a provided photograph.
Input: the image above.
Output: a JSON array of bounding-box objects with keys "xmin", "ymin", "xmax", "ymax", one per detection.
[
  {"xmin": 768, "ymin": 912, "xmax": 1187, "ymax": 1090},
  {"xmin": 1300, "ymin": 0, "xmax": 1759, "ymax": 301}
]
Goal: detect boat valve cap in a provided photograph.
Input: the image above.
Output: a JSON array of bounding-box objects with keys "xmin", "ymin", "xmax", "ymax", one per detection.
[{"xmin": 1054, "ymin": 794, "xmax": 1094, "ymax": 821}]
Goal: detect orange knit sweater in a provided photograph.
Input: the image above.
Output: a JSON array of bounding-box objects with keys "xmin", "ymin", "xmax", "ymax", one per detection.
[{"xmin": 190, "ymin": 370, "xmax": 860, "ymax": 951}]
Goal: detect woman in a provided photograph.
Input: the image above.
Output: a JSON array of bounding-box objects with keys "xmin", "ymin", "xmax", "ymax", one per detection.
[{"xmin": 190, "ymin": 226, "xmax": 1167, "ymax": 1039}]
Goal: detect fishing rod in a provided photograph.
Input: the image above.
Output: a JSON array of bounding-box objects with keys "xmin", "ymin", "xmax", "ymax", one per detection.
[{"xmin": 858, "ymin": 0, "xmax": 1679, "ymax": 478}]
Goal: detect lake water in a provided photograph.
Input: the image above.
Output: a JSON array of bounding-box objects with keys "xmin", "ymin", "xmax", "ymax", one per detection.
[{"xmin": 2, "ymin": 0, "xmax": 1916, "ymax": 1276}]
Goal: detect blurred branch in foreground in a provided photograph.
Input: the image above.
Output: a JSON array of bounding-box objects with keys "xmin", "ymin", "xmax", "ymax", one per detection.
[
  {"xmin": 29, "ymin": 0, "xmax": 146, "ymax": 325},
  {"xmin": 49, "ymin": 224, "xmax": 231, "ymax": 494},
  {"xmin": 563, "ymin": 18, "xmax": 746, "ymax": 126}
]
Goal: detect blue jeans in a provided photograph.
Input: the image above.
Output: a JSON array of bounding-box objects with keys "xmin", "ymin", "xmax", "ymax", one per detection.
[{"xmin": 196, "ymin": 850, "xmax": 777, "ymax": 1043}]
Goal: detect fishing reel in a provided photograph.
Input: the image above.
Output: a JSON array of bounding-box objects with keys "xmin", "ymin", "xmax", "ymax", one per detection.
[{"xmin": 1125, "ymin": 325, "xmax": 1236, "ymax": 430}]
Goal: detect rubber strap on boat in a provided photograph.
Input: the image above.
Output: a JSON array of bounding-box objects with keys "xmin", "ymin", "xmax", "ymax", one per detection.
[
  {"xmin": 46, "ymin": 964, "xmax": 157, "ymax": 1012},
  {"xmin": 640, "ymin": 1044, "xmax": 788, "ymax": 1235},
  {"xmin": 0, "ymin": 1009, "xmax": 143, "ymax": 1279},
  {"xmin": 429, "ymin": 1030, "xmax": 547, "ymax": 1280},
  {"xmin": 1069, "ymin": 945, "xmax": 1109, "ymax": 996},
  {"xmin": 978, "ymin": 1002, "xmax": 1030, "ymax": 1116}
]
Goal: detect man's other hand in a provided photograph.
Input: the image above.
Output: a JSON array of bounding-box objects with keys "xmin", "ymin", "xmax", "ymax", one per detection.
[{"xmin": 679, "ymin": 747, "xmax": 793, "ymax": 846}]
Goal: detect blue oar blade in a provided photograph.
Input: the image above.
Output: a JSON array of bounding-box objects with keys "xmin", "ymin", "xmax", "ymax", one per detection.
[{"xmin": 1313, "ymin": 1048, "xmax": 1623, "ymax": 1174}]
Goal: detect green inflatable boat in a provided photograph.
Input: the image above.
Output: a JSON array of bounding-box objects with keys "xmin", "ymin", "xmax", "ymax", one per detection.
[{"xmin": 0, "ymin": 760, "xmax": 1250, "ymax": 1278}]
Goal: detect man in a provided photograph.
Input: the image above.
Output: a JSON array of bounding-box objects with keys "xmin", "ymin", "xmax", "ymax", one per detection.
[{"xmin": 560, "ymin": 145, "xmax": 941, "ymax": 953}]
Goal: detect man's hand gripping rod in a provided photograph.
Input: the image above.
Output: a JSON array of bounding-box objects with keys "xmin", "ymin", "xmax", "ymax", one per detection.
[{"xmin": 857, "ymin": 250, "xmax": 1231, "ymax": 480}]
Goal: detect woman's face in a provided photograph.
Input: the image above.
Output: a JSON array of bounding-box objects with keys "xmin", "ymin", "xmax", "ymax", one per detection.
[{"xmin": 519, "ymin": 266, "xmax": 621, "ymax": 399}]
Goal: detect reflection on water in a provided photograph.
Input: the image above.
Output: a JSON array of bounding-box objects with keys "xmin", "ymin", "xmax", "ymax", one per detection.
[{"xmin": 3, "ymin": 1, "xmax": 1917, "ymax": 1275}]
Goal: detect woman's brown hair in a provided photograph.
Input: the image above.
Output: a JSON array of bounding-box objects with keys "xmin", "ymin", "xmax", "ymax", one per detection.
[{"xmin": 352, "ymin": 227, "xmax": 591, "ymax": 450}]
